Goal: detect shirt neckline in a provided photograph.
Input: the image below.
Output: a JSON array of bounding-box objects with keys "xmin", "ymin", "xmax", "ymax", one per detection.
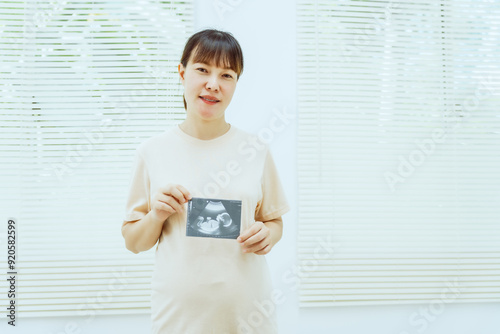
[{"xmin": 173, "ymin": 123, "xmax": 236, "ymax": 145}]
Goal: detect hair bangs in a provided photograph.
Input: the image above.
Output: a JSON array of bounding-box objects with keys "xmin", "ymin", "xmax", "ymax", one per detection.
[{"xmin": 190, "ymin": 39, "xmax": 242, "ymax": 78}]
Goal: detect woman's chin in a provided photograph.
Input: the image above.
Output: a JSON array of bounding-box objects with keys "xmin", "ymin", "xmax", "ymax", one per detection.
[{"xmin": 196, "ymin": 107, "xmax": 223, "ymax": 120}]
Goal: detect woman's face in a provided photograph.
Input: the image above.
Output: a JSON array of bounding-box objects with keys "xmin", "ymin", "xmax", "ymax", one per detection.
[{"xmin": 179, "ymin": 54, "xmax": 238, "ymax": 121}]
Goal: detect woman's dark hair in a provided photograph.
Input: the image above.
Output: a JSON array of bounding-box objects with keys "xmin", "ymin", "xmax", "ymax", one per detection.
[{"xmin": 180, "ymin": 29, "xmax": 244, "ymax": 110}]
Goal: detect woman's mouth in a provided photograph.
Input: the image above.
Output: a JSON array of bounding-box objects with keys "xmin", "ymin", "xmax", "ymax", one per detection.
[{"xmin": 199, "ymin": 96, "xmax": 220, "ymax": 105}]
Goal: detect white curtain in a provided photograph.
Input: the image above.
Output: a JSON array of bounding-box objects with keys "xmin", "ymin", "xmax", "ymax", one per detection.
[
  {"xmin": 0, "ymin": 0, "xmax": 193, "ymax": 317},
  {"xmin": 297, "ymin": 0, "xmax": 500, "ymax": 307}
]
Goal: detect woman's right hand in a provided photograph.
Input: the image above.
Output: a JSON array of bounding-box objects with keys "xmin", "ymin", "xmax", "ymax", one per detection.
[{"xmin": 150, "ymin": 184, "xmax": 192, "ymax": 222}]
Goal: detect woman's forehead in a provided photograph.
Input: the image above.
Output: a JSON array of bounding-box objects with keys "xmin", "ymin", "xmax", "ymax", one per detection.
[
  {"xmin": 189, "ymin": 47, "xmax": 234, "ymax": 69},
  {"xmin": 190, "ymin": 55, "xmax": 232, "ymax": 68}
]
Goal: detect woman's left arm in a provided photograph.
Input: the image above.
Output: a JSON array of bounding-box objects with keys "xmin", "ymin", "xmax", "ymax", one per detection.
[{"xmin": 237, "ymin": 217, "xmax": 283, "ymax": 255}]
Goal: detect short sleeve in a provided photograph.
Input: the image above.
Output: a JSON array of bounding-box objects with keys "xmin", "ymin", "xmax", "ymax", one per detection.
[
  {"xmin": 122, "ymin": 148, "xmax": 151, "ymax": 227},
  {"xmin": 254, "ymin": 147, "xmax": 291, "ymax": 222}
]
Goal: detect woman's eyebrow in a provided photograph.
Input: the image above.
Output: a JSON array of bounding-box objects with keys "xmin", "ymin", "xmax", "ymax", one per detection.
[{"xmin": 195, "ymin": 61, "xmax": 234, "ymax": 71}]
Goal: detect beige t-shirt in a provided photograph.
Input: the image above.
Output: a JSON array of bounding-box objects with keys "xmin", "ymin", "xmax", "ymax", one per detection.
[{"xmin": 122, "ymin": 124, "xmax": 290, "ymax": 334}]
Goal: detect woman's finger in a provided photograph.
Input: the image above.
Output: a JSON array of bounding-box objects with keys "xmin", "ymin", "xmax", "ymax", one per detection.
[
  {"xmin": 254, "ymin": 244, "xmax": 271, "ymax": 255},
  {"xmin": 164, "ymin": 196, "xmax": 184, "ymax": 213},
  {"xmin": 157, "ymin": 201, "xmax": 176, "ymax": 215},
  {"xmin": 175, "ymin": 184, "xmax": 192, "ymax": 202},
  {"xmin": 166, "ymin": 186, "xmax": 186, "ymax": 205},
  {"xmin": 246, "ymin": 241, "xmax": 271, "ymax": 254},
  {"xmin": 237, "ymin": 221, "xmax": 263, "ymax": 243},
  {"xmin": 242, "ymin": 229, "xmax": 267, "ymax": 248}
]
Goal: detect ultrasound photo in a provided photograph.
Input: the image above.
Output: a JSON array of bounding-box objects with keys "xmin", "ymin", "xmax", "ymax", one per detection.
[{"xmin": 186, "ymin": 197, "xmax": 242, "ymax": 239}]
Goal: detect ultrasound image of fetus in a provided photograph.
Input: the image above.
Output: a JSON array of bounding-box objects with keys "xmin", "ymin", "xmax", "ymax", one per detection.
[
  {"xmin": 186, "ymin": 198, "xmax": 242, "ymax": 239},
  {"xmin": 196, "ymin": 212, "xmax": 233, "ymax": 233}
]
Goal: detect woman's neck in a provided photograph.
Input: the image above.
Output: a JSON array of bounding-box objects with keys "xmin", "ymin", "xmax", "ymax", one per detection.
[{"xmin": 178, "ymin": 118, "xmax": 231, "ymax": 140}]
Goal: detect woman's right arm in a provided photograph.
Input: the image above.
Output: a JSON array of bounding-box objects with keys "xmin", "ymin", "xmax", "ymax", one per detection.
[
  {"xmin": 122, "ymin": 184, "xmax": 191, "ymax": 254},
  {"xmin": 122, "ymin": 211, "xmax": 166, "ymax": 254}
]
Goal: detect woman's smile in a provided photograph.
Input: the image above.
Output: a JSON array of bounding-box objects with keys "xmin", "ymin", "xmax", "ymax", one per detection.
[{"xmin": 199, "ymin": 95, "xmax": 220, "ymax": 105}]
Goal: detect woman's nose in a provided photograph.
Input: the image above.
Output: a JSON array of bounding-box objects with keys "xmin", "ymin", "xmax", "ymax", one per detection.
[{"xmin": 206, "ymin": 76, "xmax": 220, "ymax": 91}]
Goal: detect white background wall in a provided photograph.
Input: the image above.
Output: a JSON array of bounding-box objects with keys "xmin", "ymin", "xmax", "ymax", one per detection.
[{"xmin": 3, "ymin": 1, "xmax": 499, "ymax": 333}]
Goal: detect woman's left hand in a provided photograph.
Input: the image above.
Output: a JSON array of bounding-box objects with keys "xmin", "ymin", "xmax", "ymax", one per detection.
[{"xmin": 237, "ymin": 221, "xmax": 273, "ymax": 255}]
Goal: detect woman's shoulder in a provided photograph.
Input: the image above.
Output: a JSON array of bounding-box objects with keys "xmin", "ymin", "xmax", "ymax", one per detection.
[
  {"xmin": 232, "ymin": 126, "xmax": 270, "ymax": 150},
  {"xmin": 134, "ymin": 125, "xmax": 179, "ymax": 155},
  {"xmin": 230, "ymin": 126, "xmax": 272, "ymax": 167}
]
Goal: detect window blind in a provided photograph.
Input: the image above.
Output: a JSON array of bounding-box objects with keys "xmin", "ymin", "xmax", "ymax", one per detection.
[
  {"xmin": 0, "ymin": 0, "xmax": 193, "ymax": 317},
  {"xmin": 297, "ymin": 0, "xmax": 500, "ymax": 307}
]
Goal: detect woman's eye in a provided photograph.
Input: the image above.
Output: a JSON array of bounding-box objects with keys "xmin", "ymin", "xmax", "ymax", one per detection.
[
  {"xmin": 223, "ymin": 74, "xmax": 233, "ymax": 79},
  {"xmin": 197, "ymin": 68, "xmax": 207, "ymax": 73}
]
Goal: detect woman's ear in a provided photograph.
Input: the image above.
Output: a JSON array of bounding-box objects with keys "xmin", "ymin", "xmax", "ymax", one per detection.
[{"xmin": 178, "ymin": 63, "xmax": 185, "ymax": 84}]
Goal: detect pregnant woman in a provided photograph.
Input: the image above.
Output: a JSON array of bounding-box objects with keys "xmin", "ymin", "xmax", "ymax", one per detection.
[{"xmin": 121, "ymin": 28, "xmax": 290, "ymax": 334}]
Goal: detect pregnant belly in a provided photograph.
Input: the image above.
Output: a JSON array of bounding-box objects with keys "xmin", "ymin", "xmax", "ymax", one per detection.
[
  {"xmin": 150, "ymin": 247, "xmax": 277, "ymax": 334},
  {"xmin": 152, "ymin": 249, "xmax": 272, "ymax": 306}
]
